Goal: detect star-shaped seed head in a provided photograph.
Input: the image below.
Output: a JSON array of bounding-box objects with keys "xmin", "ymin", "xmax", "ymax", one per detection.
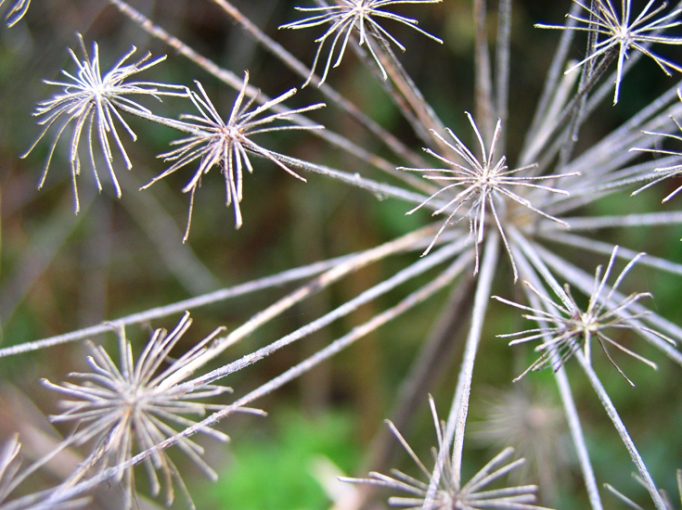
[
  {"xmin": 536, "ymin": 0, "xmax": 682, "ymax": 104},
  {"xmin": 143, "ymin": 72, "xmax": 325, "ymax": 241},
  {"xmin": 495, "ymin": 247, "xmax": 677, "ymax": 386},
  {"xmin": 401, "ymin": 112, "xmax": 574, "ymax": 280},
  {"xmin": 43, "ymin": 313, "xmax": 262, "ymax": 509},
  {"xmin": 281, "ymin": 0, "xmax": 443, "ymax": 86},
  {"xmin": 342, "ymin": 397, "xmax": 551, "ymax": 509},
  {"xmin": 24, "ymin": 33, "xmax": 185, "ymax": 212}
]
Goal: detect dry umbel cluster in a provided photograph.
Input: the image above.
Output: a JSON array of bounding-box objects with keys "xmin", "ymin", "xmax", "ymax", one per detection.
[{"xmin": 0, "ymin": 0, "xmax": 681, "ymax": 509}]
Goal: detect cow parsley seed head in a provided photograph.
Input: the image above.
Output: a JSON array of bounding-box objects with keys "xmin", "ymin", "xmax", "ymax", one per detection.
[
  {"xmin": 24, "ymin": 34, "xmax": 185, "ymax": 212},
  {"xmin": 144, "ymin": 72, "xmax": 325, "ymax": 240},
  {"xmin": 474, "ymin": 388, "xmax": 567, "ymax": 495},
  {"xmin": 343, "ymin": 397, "xmax": 550, "ymax": 509},
  {"xmin": 0, "ymin": 0, "xmax": 29, "ymax": 26},
  {"xmin": 495, "ymin": 247, "xmax": 676, "ymax": 386},
  {"xmin": 280, "ymin": 0, "xmax": 443, "ymax": 86},
  {"xmin": 401, "ymin": 112, "xmax": 574, "ymax": 279},
  {"xmin": 536, "ymin": 0, "xmax": 682, "ymax": 104},
  {"xmin": 42, "ymin": 313, "xmax": 258, "ymax": 509}
]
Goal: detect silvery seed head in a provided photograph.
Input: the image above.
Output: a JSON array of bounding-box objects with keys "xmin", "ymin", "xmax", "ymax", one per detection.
[
  {"xmin": 42, "ymin": 313, "xmax": 259, "ymax": 509},
  {"xmin": 144, "ymin": 71, "xmax": 325, "ymax": 240},
  {"xmin": 536, "ymin": 0, "xmax": 682, "ymax": 104},
  {"xmin": 400, "ymin": 112, "xmax": 574, "ymax": 280},
  {"xmin": 342, "ymin": 397, "xmax": 552, "ymax": 509},
  {"xmin": 24, "ymin": 33, "xmax": 185, "ymax": 212},
  {"xmin": 495, "ymin": 246, "xmax": 676, "ymax": 386},
  {"xmin": 280, "ymin": 0, "xmax": 443, "ymax": 86}
]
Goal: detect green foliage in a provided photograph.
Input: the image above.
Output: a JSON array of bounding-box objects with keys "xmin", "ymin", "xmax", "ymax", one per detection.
[{"xmin": 200, "ymin": 410, "xmax": 358, "ymax": 510}]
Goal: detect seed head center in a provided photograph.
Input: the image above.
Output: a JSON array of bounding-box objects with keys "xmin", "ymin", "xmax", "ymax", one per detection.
[{"xmin": 579, "ymin": 312, "xmax": 600, "ymax": 333}]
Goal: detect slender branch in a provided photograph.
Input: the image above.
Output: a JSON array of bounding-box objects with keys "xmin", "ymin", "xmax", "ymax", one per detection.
[
  {"xmin": 0, "ymin": 248, "xmax": 388, "ymax": 357},
  {"xmin": 576, "ymin": 353, "xmax": 667, "ymax": 510},
  {"xmin": 540, "ymin": 212, "xmax": 682, "ymax": 232},
  {"xmin": 276, "ymin": 153, "xmax": 432, "ymax": 207},
  {"xmin": 522, "ymin": 1, "xmax": 582, "ymax": 160},
  {"xmin": 424, "ymin": 231, "xmax": 499, "ymax": 505},
  {"xmin": 495, "ymin": 0, "xmax": 512, "ymax": 153},
  {"xmin": 181, "ymin": 238, "xmax": 471, "ymax": 389},
  {"xmin": 473, "ymin": 0, "xmax": 495, "ymax": 141},
  {"xmin": 448, "ymin": 232, "xmax": 499, "ymax": 485},
  {"xmin": 537, "ymin": 231, "xmax": 682, "ymax": 276},
  {"xmin": 349, "ymin": 274, "xmax": 476, "ymax": 509},
  {"xmin": 158, "ymin": 226, "xmax": 439, "ymax": 384}
]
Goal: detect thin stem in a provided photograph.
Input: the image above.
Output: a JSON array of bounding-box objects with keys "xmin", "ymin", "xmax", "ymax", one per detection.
[
  {"xmin": 537, "ymin": 231, "xmax": 682, "ymax": 276},
  {"xmin": 576, "ymin": 352, "xmax": 667, "ymax": 510},
  {"xmin": 365, "ymin": 30, "xmax": 448, "ymax": 147},
  {"xmin": 558, "ymin": 0, "xmax": 602, "ymax": 169},
  {"xmin": 564, "ymin": 85, "xmax": 681, "ymax": 180},
  {"xmin": 184, "ymin": 237, "xmax": 470, "ymax": 389},
  {"xmin": 448, "ymin": 232, "xmax": 499, "ymax": 485},
  {"xmin": 541, "ymin": 211, "xmax": 682, "ymax": 232},
  {"xmin": 234, "ymin": 253, "xmax": 473, "ymax": 407},
  {"xmin": 364, "ymin": 275, "xmax": 475, "ymax": 468},
  {"xmin": 0, "ymin": 249, "xmax": 388, "ymax": 357},
  {"xmin": 523, "ymin": 1, "xmax": 582, "ymax": 160},
  {"xmin": 424, "ymin": 232, "xmax": 499, "ymax": 506},
  {"xmin": 277, "ymin": 153, "xmax": 432, "ymax": 207},
  {"xmin": 160, "ymin": 226, "xmax": 438, "ymax": 385},
  {"xmin": 495, "ymin": 0, "xmax": 512, "ymax": 153},
  {"xmin": 474, "ymin": 0, "xmax": 495, "ymax": 141},
  {"xmin": 531, "ymin": 52, "xmax": 616, "ymax": 172}
]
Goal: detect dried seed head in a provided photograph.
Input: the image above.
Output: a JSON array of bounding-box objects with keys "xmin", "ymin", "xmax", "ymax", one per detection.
[
  {"xmin": 342, "ymin": 397, "xmax": 551, "ymax": 509},
  {"xmin": 24, "ymin": 33, "xmax": 185, "ymax": 212},
  {"xmin": 401, "ymin": 112, "xmax": 574, "ymax": 280},
  {"xmin": 281, "ymin": 0, "xmax": 443, "ymax": 86},
  {"xmin": 42, "ymin": 313, "xmax": 260, "ymax": 509},
  {"xmin": 495, "ymin": 247, "xmax": 676, "ymax": 386},
  {"xmin": 536, "ymin": 0, "xmax": 682, "ymax": 104},
  {"xmin": 144, "ymin": 71, "xmax": 325, "ymax": 240}
]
